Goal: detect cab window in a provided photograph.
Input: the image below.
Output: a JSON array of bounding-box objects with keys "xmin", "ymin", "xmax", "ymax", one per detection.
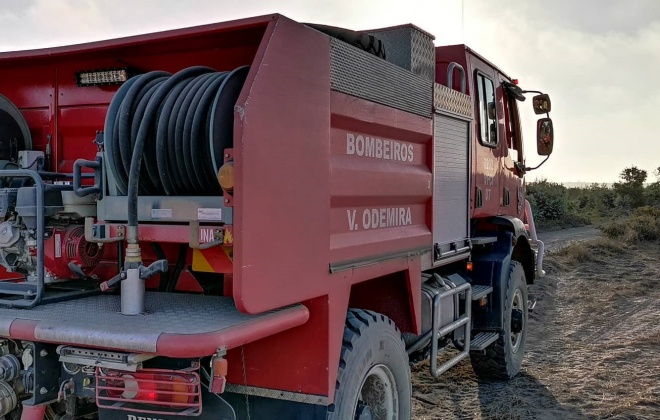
[
  {"xmin": 476, "ymin": 73, "xmax": 497, "ymax": 146},
  {"xmin": 504, "ymin": 94, "xmax": 523, "ymax": 162}
]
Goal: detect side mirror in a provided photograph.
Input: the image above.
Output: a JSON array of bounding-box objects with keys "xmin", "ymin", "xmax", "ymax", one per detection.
[
  {"xmin": 536, "ymin": 118, "xmax": 554, "ymax": 155},
  {"xmin": 533, "ymin": 94, "xmax": 551, "ymax": 114}
]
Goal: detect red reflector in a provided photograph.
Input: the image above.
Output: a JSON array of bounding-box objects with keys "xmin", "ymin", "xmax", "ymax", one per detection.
[
  {"xmin": 96, "ymin": 368, "xmax": 202, "ymax": 416},
  {"xmin": 512, "ymin": 79, "xmax": 519, "ymax": 85}
]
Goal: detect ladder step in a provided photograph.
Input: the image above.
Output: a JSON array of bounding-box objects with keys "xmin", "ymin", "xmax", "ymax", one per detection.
[
  {"xmin": 471, "ymin": 236, "xmax": 497, "ymax": 246},
  {"xmin": 470, "ymin": 285, "xmax": 493, "ymax": 300},
  {"xmin": 470, "ymin": 332, "xmax": 499, "ymax": 352},
  {"xmin": 459, "ymin": 285, "xmax": 492, "ymax": 300}
]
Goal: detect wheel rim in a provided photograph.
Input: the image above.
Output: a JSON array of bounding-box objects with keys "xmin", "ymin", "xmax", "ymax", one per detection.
[
  {"xmin": 355, "ymin": 364, "xmax": 399, "ymax": 420},
  {"xmin": 510, "ymin": 288, "xmax": 524, "ymax": 353}
]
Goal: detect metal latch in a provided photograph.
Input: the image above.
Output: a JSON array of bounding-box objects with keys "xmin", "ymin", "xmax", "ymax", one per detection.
[{"xmin": 84, "ymin": 217, "xmax": 124, "ymax": 244}]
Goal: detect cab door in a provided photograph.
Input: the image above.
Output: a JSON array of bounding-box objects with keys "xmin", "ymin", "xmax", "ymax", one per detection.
[
  {"xmin": 471, "ymin": 66, "xmax": 502, "ymax": 217},
  {"xmin": 498, "ymin": 74, "xmax": 526, "ymax": 218}
]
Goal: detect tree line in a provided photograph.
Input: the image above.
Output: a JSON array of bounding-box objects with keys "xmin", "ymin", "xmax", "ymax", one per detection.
[{"xmin": 527, "ymin": 166, "xmax": 660, "ymax": 230}]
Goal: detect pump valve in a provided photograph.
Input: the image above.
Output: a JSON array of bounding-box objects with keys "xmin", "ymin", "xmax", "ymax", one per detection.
[{"xmin": 99, "ymin": 259, "xmax": 168, "ymax": 292}]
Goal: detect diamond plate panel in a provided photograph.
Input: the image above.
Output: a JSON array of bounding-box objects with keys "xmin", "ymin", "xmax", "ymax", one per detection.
[
  {"xmin": 0, "ymin": 293, "xmax": 299, "ymax": 353},
  {"xmin": 368, "ymin": 25, "xmax": 435, "ymax": 81},
  {"xmin": 410, "ymin": 29, "xmax": 435, "ymax": 81},
  {"xmin": 330, "ymin": 38, "xmax": 432, "ymax": 117},
  {"xmin": 225, "ymin": 384, "xmax": 329, "ymax": 405},
  {"xmin": 434, "ymin": 83, "xmax": 473, "ymax": 119},
  {"xmin": 368, "ymin": 28, "xmax": 412, "ymax": 70}
]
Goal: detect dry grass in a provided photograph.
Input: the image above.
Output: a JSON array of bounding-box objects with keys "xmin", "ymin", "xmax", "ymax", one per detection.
[
  {"xmin": 412, "ymin": 240, "xmax": 660, "ymax": 420},
  {"xmin": 601, "ymin": 206, "xmax": 660, "ymax": 243}
]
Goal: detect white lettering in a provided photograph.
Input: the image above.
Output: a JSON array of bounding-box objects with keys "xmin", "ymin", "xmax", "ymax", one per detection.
[
  {"xmin": 126, "ymin": 414, "xmax": 163, "ymax": 420},
  {"xmin": 371, "ymin": 209, "xmax": 379, "ymax": 227},
  {"xmin": 355, "ymin": 135, "xmax": 365, "ymax": 156},
  {"xmin": 346, "ymin": 133, "xmax": 355, "ymax": 155},
  {"xmin": 362, "ymin": 209, "xmax": 371, "ymax": 229},
  {"xmin": 365, "ymin": 137, "xmax": 375, "ymax": 157},
  {"xmin": 393, "ymin": 141, "xmax": 401, "ymax": 161},
  {"xmin": 387, "ymin": 208, "xmax": 396, "ymax": 226},
  {"xmin": 347, "ymin": 210, "xmax": 357, "ymax": 231},
  {"xmin": 199, "ymin": 228, "xmax": 215, "ymax": 243},
  {"xmin": 358, "ymin": 207, "xmax": 414, "ymax": 230},
  {"xmin": 345, "ymin": 132, "xmax": 415, "ymax": 162}
]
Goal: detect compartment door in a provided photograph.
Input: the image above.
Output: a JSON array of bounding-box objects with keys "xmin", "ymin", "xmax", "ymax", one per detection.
[{"xmin": 433, "ymin": 114, "xmax": 470, "ymax": 261}]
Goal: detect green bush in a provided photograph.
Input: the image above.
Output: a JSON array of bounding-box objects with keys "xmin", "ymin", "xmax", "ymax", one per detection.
[
  {"xmin": 613, "ymin": 166, "xmax": 648, "ymax": 210},
  {"xmin": 601, "ymin": 206, "xmax": 660, "ymax": 243},
  {"xmin": 527, "ymin": 180, "xmax": 591, "ymax": 229},
  {"xmin": 527, "ymin": 180, "xmax": 568, "ymax": 221},
  {"xmin": 646, "ymin": 182, "xmax": 660, "ymax": 207}
]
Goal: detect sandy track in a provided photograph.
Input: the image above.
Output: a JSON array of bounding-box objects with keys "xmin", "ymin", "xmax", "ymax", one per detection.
[{"xmin": 411, "ymin": 236, "xmax": 660, "ymax": 419}]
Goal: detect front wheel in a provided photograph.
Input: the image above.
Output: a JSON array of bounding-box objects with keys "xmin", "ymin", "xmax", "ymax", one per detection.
[
  {"xmin": 328, "ymin": 309, "xmax": 411, "ymax": 420},
  {"xmin": 471, "ymin": 261, "xmax": 529, "ymax": 379}
]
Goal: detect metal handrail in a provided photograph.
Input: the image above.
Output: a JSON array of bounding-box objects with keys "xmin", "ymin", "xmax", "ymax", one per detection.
[
  {"xmin": 447, "ymin": 62, "xmax": 467, "ymax": 94},
  {"xmin": 0, "ymin": 170, "xmax": 44, "ymax": 308},
  {"xmin": 430, "ymin": 281, "xmax": 472, "ymax": 377}
]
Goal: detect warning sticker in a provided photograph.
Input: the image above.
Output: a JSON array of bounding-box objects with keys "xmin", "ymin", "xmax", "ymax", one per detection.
[
  {"xmin": 198, "ymin": 208, "xmax": 223, "ymax": 221},
  {"xmin": 151, "ymin": 209, "xmax": 172, "ymax": 219},
  {"xmin": 54, "ymin": 233, "xmax": 61, "ymax": 258}
]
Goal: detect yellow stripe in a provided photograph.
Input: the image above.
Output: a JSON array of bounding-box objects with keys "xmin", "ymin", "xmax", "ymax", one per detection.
[{"xmin": 192, "ymin": 249, "xmax": 214, "ymax": 272}]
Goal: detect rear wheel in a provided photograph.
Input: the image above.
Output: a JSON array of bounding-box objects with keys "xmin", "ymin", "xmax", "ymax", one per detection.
[
  {"xmin": 328, "ymin": 309, "xmax": 411, "ymax": 420},
  {"xmin": 471, "ymin": 261, "xmax": 528, "ymax": 379}
]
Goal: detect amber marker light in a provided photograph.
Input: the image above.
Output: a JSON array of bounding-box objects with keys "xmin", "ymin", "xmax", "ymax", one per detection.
[
  {"xmin": 217, "ymin": 162, "xmax": 234, "ymax": 192},
  {"xmin": 466, "ymin": 261, "xmax": 473, "ymax": 271}
]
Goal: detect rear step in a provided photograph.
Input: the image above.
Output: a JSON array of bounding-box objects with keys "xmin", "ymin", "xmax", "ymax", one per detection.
[
  {"xmin": 470, "ymin": 332, "xmax": 499, "ymax": 352},
  {"xmin": 468, "ymin": 285, "xmax": 493, "ymax": 300},
  {"xmin": 470, "ymin": 236, "xmax": 497, "ymax": 246}
]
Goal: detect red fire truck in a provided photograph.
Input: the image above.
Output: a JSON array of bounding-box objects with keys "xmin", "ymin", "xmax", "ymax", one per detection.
[{"xmin": 0, "ymin": 14, "xmax": 553, "ymax": 420}]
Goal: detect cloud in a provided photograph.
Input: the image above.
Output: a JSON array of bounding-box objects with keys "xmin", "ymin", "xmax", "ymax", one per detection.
[
  {"xmin": 0, "ymin": 0, "xmax": 657, "ymax": 182},
  {"xmin": 464, "ymin": 0, "xmax": 660, "ymax": 182}
]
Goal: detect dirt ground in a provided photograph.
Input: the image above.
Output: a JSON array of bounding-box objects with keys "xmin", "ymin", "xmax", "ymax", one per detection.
[{"xmin": 411, "ymin": 232, "xmax": 660, "ymax": 419}]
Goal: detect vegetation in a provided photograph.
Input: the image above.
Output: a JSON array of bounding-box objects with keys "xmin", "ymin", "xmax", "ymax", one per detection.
[
  {"xmin": 602, "ymin": 206, "xmax": 660, "ymax": 243},
  {"xmin": 527, "ymin": 165, "xmax": 660, "ymax": 233}
]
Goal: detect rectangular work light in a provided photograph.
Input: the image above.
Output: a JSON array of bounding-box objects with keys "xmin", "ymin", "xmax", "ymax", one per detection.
[{"xmin": 76, "ymin": 68, "xmax": 129, "ymax": 87}]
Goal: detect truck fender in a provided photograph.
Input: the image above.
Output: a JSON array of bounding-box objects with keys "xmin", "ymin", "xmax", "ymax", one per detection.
[
  {"xmin": 490, "ymin": 215, "xmax": 536, "ymax": 284},
  {"xmin": 471, "ymin": 217, "xmax": 535, "ymax": 331}
]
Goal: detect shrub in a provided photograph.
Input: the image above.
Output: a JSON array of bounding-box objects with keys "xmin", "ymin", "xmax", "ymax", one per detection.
[
  {"xmin": 613, "ymin": 166, "xmax": 647, "ymax": 210},
  {"xmin": 601, "ymin": 206, "xmax": 660, "ymax": 243},
  {"xmin": 527, "ymin": 180, "xmax": 568, "ymax": 221}
]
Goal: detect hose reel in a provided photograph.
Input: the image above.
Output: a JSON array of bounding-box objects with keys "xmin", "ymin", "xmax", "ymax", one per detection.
[
  {"xmin": 104, "ymin": 66, "xmax": 249, "ymax": 196},
  {"xmin": 0, "ymin": 94, "xmax": 32, "ymax": 165}
]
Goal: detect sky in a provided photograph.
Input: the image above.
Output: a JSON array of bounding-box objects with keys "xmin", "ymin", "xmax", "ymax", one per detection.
[{"xmin": 0, "ymin": 0, "xmax": 658, "ymax": 183}]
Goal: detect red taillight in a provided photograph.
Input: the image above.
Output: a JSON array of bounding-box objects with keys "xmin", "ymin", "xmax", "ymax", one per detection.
[{"xmin": 97, "ymin": 368, "xmax": 202, "ymax": 416}]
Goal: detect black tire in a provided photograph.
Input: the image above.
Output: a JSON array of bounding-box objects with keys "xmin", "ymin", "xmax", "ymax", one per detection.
[
  {"xmin": 328, "ymin": 309, "xmax": 411, "ymax": 420},
  {"xmin": 471, "ymin": 261, "xmax": 528, "ymax": 379}
]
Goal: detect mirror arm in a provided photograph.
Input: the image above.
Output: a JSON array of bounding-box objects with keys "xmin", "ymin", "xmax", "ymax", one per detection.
[
  {"xmin": 514, "ymin": 161, "xmax": 526, "ymax": 175},
  {"xmin": 524, "ymin": 155, "xmax": 550, "ymax": 172},
  {"xmin": 522, "ymin": 89, "xmax": 543, "ymax": 95}
]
